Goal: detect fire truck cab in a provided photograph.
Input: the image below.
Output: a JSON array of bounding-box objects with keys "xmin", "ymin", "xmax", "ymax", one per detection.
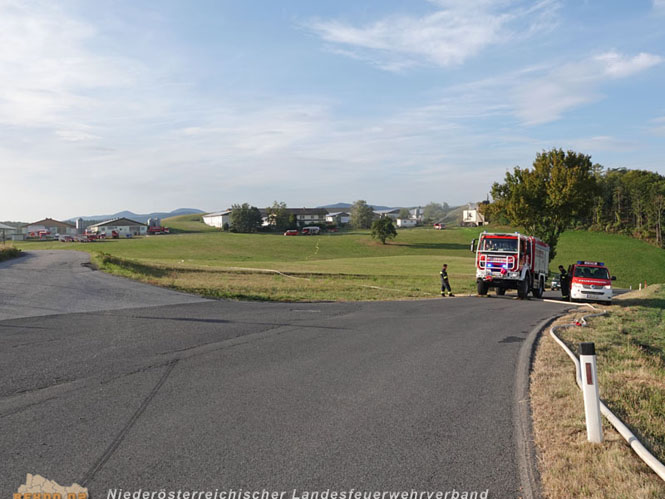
[
  {"xmin": 567, "ymin": 261, "xmax": 615, "ymax": 303},
  {"xmin": 471, "ymin": 232, "xmax": 550, "ymax": 299}
]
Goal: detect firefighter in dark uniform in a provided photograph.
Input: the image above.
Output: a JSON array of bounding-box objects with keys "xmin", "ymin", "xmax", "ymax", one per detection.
[
  {"xmin": 440, "ymin": 263, "xmax": 454, "ymax": 297},
  {"xmin": 558, "ymin": 265, "xmax": 569, "ymax": 300}
]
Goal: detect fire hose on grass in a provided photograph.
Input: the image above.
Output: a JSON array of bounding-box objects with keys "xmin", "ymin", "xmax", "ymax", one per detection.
[{"xmin": 548, "ymin": 303, "xmax": 665, "ymax": 481}]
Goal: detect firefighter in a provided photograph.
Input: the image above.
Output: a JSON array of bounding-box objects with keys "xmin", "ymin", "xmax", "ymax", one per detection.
[
  {"xmin": 558, "ymin": 265, "xmax": 569, "ymax": 299},
  {"xmin": 440, "ymin": 263, "xmax": 454, "ymax": 297}
]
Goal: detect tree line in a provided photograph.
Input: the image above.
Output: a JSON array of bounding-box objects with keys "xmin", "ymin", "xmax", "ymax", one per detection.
[
  {"xmin": 485, "ymin": 148, "xmax": 665, "ymax": 261},
  {"xmin": 227, "ymin": 200, "xmax": 398, "ymax": 244}
]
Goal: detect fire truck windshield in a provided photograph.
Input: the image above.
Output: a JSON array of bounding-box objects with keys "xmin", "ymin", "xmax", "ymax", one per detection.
[
  {"xmin": 574, "ymin": 266, "xmax": 610, "ymax": 279},
  {"xmin": 480, "ymin": 237, "xmax": 517, "ymax": 252}
]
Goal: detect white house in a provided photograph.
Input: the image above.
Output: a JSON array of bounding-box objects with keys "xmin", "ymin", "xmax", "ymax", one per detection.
[
  {"xmin": 374, "ymin": 208, "xmax": 401, "ymax": 220},
  {"xmin": 325, "ymin": 211, "xmax": 350, "ymax": 225},
  {"xmin": 396, "ymin": 218, "xmax": 417, "ymax": 228},
  {"xmin": 462, "ymin": 204, "xmax": 486, "ymax": 227},
  {"xmin": 88, "ymin": 217, "xmax": 147, "ymax": 236},
  {"xmin": 203, "ymin": 210, "xmax": 232, "ymax": 228}
]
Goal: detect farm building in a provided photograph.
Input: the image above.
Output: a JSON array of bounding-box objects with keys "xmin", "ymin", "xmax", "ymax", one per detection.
[
  {"xmin": 461, "ymin": 204, "xmax": 487, "ymax": 227},
  {"xmin": 281, "ymin": 208, "xmax": 329, "ymax": 226},
  {"xmin": 87, "ymin": 217, "xmax": 147, "ymax": 236},
  {"xmin": 26, "ymin": 218, "xmax": 77, "ymax": 237},
  {"xmin": 202, "ymin": 210, "xmax": 232, "ymax": 228},
  {"xmin": 325, "ymin": 211, "xmax": 350, "ymax": 225},
  {"xmin": 0, "ymin": 222, "xmax": 15, "ymax": 242},
  {"xmin": 396, "ymin": 218, "xmax": 417, "ymax": 228}
]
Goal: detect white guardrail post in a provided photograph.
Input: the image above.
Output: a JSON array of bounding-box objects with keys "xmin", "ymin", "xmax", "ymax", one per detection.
[{"xmin": 579, "ymin": 342, "xmax": 603, "ymax": 443}]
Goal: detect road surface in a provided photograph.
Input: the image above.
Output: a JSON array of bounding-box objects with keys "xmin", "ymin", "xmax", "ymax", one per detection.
[{"xmin": 1, "ymin": 251, "xmax": 570, "ymax": 497}]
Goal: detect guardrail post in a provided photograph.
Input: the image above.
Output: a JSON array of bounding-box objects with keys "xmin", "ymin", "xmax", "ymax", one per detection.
[{"xmin": 580, "ymin": 342, "xmax": 603, "ymax": 443}]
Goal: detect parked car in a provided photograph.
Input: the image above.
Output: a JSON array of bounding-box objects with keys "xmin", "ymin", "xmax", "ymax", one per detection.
[{"xmin": 284, "ymin": 229, "xmax": 298, "ymax": 236}]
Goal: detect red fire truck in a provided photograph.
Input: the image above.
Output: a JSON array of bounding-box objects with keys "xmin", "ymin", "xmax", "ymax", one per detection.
[{"xmin": 471, "ymin": 232, "xmax": 550, "ymax": 298}]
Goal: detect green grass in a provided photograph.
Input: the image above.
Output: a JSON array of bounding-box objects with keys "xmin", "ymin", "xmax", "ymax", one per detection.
[
  {"xmin": 552, "ymin": 231, "xmax": 665, "ymax": 290},
  {"xmin": 162, "ymin": 213, "xmax": 219, "ymax": 233},
  {"xmin": 14, "ymin": 226, "xmax": 665, "ymax": 301},
  {"xmin": 555, "ymin": 285, "xmax": 665, "ymax": 464}
]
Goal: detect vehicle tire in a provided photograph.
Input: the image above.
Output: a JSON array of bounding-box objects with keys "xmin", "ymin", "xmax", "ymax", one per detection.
[
  {"xmin": 496, "ymin": 287, "xmax": 506, "ymax": 296},
  {"xmin": 517, "ymin": 275, "xmax": 529, "ymax": 299},
  {"xmin": 477, "ymin": 281, "xmax": 489, "ymax": 296},
  {"xmin": 533, "ymin": 278, "xmax": 544, "ymax": 298}
]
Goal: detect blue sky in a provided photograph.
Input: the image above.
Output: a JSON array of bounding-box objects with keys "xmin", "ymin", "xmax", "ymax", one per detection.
[{"xmin": 2, "ymin": 0, "xmax": 664, "ymax": 221}]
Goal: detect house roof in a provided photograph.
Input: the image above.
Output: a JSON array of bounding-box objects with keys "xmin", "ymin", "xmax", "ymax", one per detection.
[
  {"xmin": 0, "ymin": 222, "xmax": 14, "ymax": 230},
  {"xmin": 258, "ymin": 208, "xmax": 329, "ymax": 217},
  {"xmin": 284, "ymin": 208, "xmax": 329, "ymax": 216},
  {"xmin": 374, "ymin": 208, "xmax": 400, "ymax": 215},
  {"xmin": 203, "ymin": 210, "xmax": 232, "ymax": 217},
  {"xmin": 327, "ymin": 211, "xmax": 350, "ymax": 217},
  {"xmin": 89, "ymin": 217, "xmax": 147, "ymax": 227},
  {"xmin": 28, "ymin": 218, "xmax": 75, "ymax": 229}
]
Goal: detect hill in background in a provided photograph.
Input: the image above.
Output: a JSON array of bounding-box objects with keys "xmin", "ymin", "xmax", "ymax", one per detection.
[{"xmin": 66, "ymin": 208, "xmax": 205, "ymax": 224}]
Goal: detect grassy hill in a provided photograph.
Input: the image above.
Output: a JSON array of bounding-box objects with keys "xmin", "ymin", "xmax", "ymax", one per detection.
[
  {"xmin": 162, "ymin": 213, "xmax": 218, "ymax": 233},
  {"xmin": 14, "ymin": 227, "xmax": 665, "ymax": 301}
]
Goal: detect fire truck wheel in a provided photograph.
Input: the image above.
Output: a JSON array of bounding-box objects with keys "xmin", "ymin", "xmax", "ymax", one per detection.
[
  {"xmin": 477, "ymin": 281, "xmax": 489, "ymax": 296},
  {"xmin": 517, "ymin": 276, "xmax": 529, "ymax": 299},
  {"xmin": 496, "ymin": 287, "xmax": 506, "ymax": 296},
  {"xmin": 533, "ymin": 278, "xmax": 544, "ymax": 298}
]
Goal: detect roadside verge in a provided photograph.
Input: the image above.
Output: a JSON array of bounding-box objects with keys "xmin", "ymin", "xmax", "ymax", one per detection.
[{"xmin": 530, "ymin": 287, "xmax": 665, "ymax": 497}]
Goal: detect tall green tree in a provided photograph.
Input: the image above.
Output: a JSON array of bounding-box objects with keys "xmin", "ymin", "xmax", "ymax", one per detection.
[
  {"xmin": 350, "ymin": 200, "xmax": 375, "ymax": 229},
  {"xmin": 266, "ymin": 201, "xmax": 290, "ymax": 230},
  {"xmin": 422, "ymin": 202, "xmax": 448, "ymax": 223},
  {"xmin": 398, "ymin": 208, "xmax": 411, "ymax": 219},
  {"xmin": 370, "ymin": 217, "xmax": 397, "ymax": 244},
  {"xmin": 489, "ymin": 149, "xmax": 597, "ymax": 260},
  {"xmin": 230, "ymin": 203, "xmax": 263, "ymax": 233}
]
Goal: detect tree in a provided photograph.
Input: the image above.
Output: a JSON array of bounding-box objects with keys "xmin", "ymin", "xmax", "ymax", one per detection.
[
  {"xmin": 398, "ymin": 208, "xmax": 411, "ymax": 219},
  {"xmin": 422, "ymin": 202, "xmax": 447, "ymax": 223},
  {"xmin": 266, "ymin": 201, "xmax": 290, "ymax": 230},
  {"xmin": 230, "ymin": 203, "xmax": 263, "ymax": 233},
  {"xmin": 350, "ymin": 200, "xmax": 375, "ymax": 229},
  {"xmin": 371, "ymin": 217, "xmax": 397, "ymax": 244},
  {"xmin": 489, "ymin": 149, "xmax": 597, "ymax": 260}
]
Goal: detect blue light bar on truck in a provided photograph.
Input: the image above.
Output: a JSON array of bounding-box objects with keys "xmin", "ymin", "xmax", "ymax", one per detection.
[{"xmin": 577, "ymin": 261, "xmax": 604, "ymax": 266}]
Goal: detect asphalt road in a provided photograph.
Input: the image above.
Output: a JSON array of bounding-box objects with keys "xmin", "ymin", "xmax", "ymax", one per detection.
[{"xmin": 1, "ymin": 251, "xmax": 570, "ymax": 497}]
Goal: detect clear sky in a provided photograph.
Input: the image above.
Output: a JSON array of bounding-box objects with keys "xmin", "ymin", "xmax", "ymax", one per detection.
[{"xmin": 2, "ymin": 0, "xmax": 664, "ymax": 221}]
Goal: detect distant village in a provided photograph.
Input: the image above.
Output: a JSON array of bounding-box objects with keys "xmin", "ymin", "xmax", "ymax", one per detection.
[{"xmin": 0, "ymin": 203, "xmax": 487, "ymax": 242}]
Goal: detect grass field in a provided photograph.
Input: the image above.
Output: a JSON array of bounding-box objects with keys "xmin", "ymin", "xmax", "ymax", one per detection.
[
  {"xmin": 14, "ymin": 218, "xmax": 665, "ymax": 301},
  {"xmin": 531, "ymin": 286, "xmax": 665, "ymax": 497}
]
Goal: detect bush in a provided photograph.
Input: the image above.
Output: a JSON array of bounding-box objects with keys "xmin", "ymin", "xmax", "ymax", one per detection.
[{"xmin": 0, "ymin": 246, "xmax": 22, "ymax": 262}]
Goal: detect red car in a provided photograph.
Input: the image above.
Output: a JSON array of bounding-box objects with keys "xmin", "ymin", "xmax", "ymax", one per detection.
[{"xmin": 283, "ymin": 229, "xmax": 298, "ymax": 236}]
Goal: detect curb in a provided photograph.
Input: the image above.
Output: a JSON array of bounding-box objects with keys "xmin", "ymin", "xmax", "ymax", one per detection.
[{"xmin": 514, "ymin": 313, "xmax": 566, "ymax": 499}]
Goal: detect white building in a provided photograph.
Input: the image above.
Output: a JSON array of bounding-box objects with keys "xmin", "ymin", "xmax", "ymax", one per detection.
[
  {"xmin": 325, "ymin": 211, "xmax": 350, "ymax": 225},
  {"xmin": 202, "ymin": 210, "xmax": 232, "ymax": 228},
  {"xmin": 462, "ymin": 204, "xmax": 486, "ymax": 227},
  {"xmin": 88, "ymin": 217, "xmax": 147, "ymax": 236},
  {"xmin": 26, "ymin": 218, "xmax": 77, "ymax": 237},
  {"xmin": 396, "ymin": 218, "xmax": 417, "ymax": 228}
]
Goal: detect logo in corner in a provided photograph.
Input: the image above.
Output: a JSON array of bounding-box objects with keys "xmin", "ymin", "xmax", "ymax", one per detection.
[{"xmin": 14, "ymin": 474, "xmax": 88, "ymax": 499}]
